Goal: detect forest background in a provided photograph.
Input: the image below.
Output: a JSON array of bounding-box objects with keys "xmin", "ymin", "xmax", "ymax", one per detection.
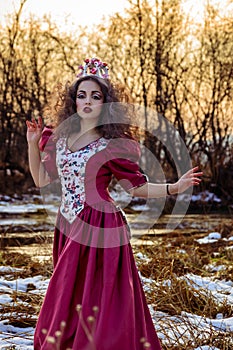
[{"xmin": 0, "ymin": 0, "xmax": 232, "ymax": 209}]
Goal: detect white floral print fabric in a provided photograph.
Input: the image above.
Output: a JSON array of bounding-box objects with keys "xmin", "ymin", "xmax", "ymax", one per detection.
[{"xmin": 56, "ymin": 137, "xmax": 109, "ymax": 223}]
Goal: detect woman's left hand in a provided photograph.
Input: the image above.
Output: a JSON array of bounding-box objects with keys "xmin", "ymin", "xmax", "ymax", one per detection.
[{"xmin": 173, "ymin": 166, "xmax": 203, "ymax": 194}]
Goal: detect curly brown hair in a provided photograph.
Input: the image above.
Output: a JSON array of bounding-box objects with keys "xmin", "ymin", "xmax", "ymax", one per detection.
[{"xmin": 44, "ymin": 75, "xmax": 139, "ymax": 140}]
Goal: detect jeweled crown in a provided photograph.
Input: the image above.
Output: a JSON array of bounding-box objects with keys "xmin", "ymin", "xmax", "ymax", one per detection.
[{"xmin": 77, "ymin": 58, "xmax": 109, "ymax": 79}]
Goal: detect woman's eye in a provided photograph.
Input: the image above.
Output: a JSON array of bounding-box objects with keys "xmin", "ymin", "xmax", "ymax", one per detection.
[
  {"xmin": 93, "ymin": 95, "xmax": 102, "ymax": 100},
  {"xmin": 76, "ymin": 94, "xmax": 85, "ymax": 99}
]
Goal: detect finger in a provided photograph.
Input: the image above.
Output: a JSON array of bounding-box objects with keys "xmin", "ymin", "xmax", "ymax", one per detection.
[
  {"xmin": 38, "ymin": 116, "xmax": 43, "ymax": 129},
  {"xmin": 189, "ymin": 166, "xmax": 200, "ymax": 172},
  {"xmin": 33, "ymin": 118, "xmax": 42, "ymax": 129},
  {"xmin": 192, "ymin": 181, "xmax": 202, "ymax": 185},
  {"xmin": 26, "ymin": 121, "xmax": 35, "ymax": 129},
  {"xmin": 192, "ymin": 178, "xmax": 202, "ymax": 183},
  {"xmin": 187, "ymin": 170, "xmax": 203, "ymax": 177},
  {"xmin": 191, "ymin": 175, "xmax": 202, "ymax": 180},
  {"xmin": 31, "ymin": 118, "xmax": 37, "ymax": 127},
  {"xmin": 192, "ymin": 172, "xmax": 203, "ymax": 177},
  {"xmin": 191, "ymin": 167, "xmax": 203, "ymax": 175},
  {"xmin": 192, "ymin": 179, "xmax": 202, "ymax": 183},
  {"xmin": 184, "ymin": 167, "xmax": 199, "ymax": 175}
]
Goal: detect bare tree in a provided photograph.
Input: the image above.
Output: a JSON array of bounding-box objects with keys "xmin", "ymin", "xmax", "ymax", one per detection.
[
  {"xmin": 185, "ymin": 3, "xmax": 233, "ymax": 197},
  {"xmin": 0, "ymin": 5, "xmax": 87, "ymax": 193}
]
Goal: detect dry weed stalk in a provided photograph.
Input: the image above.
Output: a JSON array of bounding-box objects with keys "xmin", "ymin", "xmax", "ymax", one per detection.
[
  {"xmin": 42, "ymin": 321, "xmax": 67, "ymax": 349},
  {"xmin": 75, "ymin": 304, "xmax": 99, "ymax": 350},
  {"xmin": 157, "ymin": 314, "xmax": 233, "ymax": 350}
]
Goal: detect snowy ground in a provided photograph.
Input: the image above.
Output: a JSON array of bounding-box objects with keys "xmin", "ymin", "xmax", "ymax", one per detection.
[
  {"xmin": 0, "ymin": 191, "xmax": 232, "ymax": 349},
  {"xmin": 135, "ymin": 241, "xmax": 233, "ymax": 349},
  {"xmin": 0, "ymin": 270, "xmax": 49, "ymax": 349},
  {"xmin": 0, "ymin": 231, "xmax": 233, "ymax": 349}
]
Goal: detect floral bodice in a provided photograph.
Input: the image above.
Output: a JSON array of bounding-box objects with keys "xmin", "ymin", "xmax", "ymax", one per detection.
[
  {"xmin": 40, "ymin": 128, "xmax": 148, "ymax": 224},
  {"xmin": 56, "ymin": 137, "xmax": 109, "ymax": 223}
]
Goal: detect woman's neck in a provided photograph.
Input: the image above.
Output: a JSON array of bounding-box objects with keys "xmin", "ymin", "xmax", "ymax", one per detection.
[
  {"xmin": 79, "ymin": 119, "xmax": 98, "ymax": 135},
  {"xmin": 67, "ymin": 120, "xmax": 101, "ymax": 152}
]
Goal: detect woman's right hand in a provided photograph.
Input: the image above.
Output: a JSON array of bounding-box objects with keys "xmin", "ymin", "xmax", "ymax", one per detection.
[{"xmin": 26, "ymin": 116, "xmax": 43, "ymax": 145}]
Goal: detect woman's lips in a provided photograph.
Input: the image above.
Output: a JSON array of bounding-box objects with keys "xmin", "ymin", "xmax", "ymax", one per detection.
[{"xmin": 83, "ymin": 107, "xmax": 93, "ymax": 113}]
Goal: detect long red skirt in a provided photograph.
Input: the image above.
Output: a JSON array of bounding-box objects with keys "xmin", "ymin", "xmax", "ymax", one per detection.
[{"xmin": 34, "ymin": 204, "xmax": 162, "ymax": 350}]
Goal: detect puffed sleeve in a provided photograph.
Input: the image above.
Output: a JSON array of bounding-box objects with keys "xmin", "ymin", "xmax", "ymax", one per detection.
[
  {"xmin": 39, "ymin": 127, "xmax": 58, "ymax": 181},
  {"xmin": 105, "ymin": 138, "xmax": 148, "ymax": 192}
]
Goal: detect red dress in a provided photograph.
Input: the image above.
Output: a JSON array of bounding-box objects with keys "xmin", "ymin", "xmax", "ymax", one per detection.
[{"xmin": 34, "ymin": 128, "xmax": 162, "ymax": 350}]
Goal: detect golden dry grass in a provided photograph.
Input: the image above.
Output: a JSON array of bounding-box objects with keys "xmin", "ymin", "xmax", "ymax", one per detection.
[
  {"xmin": 0, "ymin": 219, "xmax": 233, "ymax": 349},
  {"xmin": 133, "ymin": 221, "xmax": 233, "ymax": 349}
]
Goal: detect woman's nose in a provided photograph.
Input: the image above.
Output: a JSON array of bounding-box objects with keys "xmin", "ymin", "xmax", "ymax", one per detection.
[{"xmin": 85, "ymin": 96, "xmax": 91, "ymax": 105}]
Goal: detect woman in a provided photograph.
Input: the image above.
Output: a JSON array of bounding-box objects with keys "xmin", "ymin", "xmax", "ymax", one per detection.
[{"xmin": 26, "ymin": 58, "xmax": 202, "ymax": 349}]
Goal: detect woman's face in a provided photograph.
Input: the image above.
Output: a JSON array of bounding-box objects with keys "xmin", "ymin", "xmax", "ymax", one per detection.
[{"xmin": 76, "ymin": 80, "xmax": 104, "ymax": 121}]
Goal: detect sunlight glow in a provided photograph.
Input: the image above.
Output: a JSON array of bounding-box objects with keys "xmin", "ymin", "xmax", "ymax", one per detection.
[
  {"xmin": 182, "ymin": 0, "xmax": 232, "ymax": 23},
  {"xmin": 1, "ymin": 0, "xmax": 128, "ymax": 29},
  {"xmin": 1, "ymin": 0, "xmax": 231, "ymax": 31}
]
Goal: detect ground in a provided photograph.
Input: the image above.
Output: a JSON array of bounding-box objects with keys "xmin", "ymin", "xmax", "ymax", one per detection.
[{"xmin": 0, "ymin": 217, "xmax": 233, "ymax": 349}]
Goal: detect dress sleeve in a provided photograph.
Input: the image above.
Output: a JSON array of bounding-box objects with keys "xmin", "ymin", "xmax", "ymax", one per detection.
[
  {"xmin": 106, "ymin": 138, "xmax": 148, "ymax": 192},
  {"xmin": 39, "ymin": 127, "xmax": 58, "ymax": 181}
]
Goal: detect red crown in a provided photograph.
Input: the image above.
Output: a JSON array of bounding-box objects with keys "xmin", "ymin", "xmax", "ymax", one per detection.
[{"xmin": 77, "ymin": 58, "xmax": 109, "ymax": 79}]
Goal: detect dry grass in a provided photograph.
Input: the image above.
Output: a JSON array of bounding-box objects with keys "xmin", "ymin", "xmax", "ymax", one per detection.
[
  {"xmin": 0, "ymin": 248, "xmax": 53, "ymax": 278},
  {"xmin": 133, "ymin": 221, "xmax": 233, "ymax": 349},
  {"xmin": 135, "ymin": 241, "xmax": 233, "ymax": 318},
  {"xmin": 0, "ymin": 219, "xmax": 233, "ymax": 349},
  {"xmin": 0, "ymin": 250, "xmax": 52, "ymax": 332}
]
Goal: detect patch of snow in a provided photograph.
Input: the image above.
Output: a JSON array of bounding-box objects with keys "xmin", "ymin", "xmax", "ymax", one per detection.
[
  {"xmin": 208, "ymin": 232, "xmax": 221, "ymax": 240},
  {"xmin": 0, "ymin": 294, "xmax": 12, "ymax": 305},
  {"xmin": 0, "ymin": 218, "xmax": 38, "ymax": 226},
  {"xmin": 130, "ymin": 204, "xmax": 150, "ymax": 212},
  {"xmin": 191, "ymin": 191, "xmax": 222, "ymax": 203},
  {"xmin": 183, "ymin": 274, "xmax": 233, "ymax": 304},
  {"xmin": 136, "ymin": 252, "xmax": 151, "ymax": 261},
  {"xmin": 0, "ymin": 203, "xmax": 58, "ymax": 216},
  {"xmin": 196, "ymin": 232, "xmax": 221, "ymax": 244},
  {"xmin": 0, "ymin": 319, "xmax": 34, "ymax": 348},
  {"xmin": 182, "ymin": 311, "xmax": 233, "ymax": 332},
  {"xmin": 176, "ymin": 249, "xmax": 186, "ymax": 254},
  {"xmin": 205, "ymin": 264, "xmax": 225, "ymax": 272},
  {"xmin": 194, "ymin": 346, "xmax": 220, "ymax": 350},
  {"xmin": 0, "ymin": 267, "xmax": 23, "ymax": 273}
]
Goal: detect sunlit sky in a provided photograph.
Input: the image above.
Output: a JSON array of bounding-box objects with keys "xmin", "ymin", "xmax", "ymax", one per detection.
[
  {"xmin": 0, "ymin": 0, "xmax": 230, "ymax": 30},
  {"xmin": 1, "ymin": 0, "xmax": 128, "ymax": 29}
]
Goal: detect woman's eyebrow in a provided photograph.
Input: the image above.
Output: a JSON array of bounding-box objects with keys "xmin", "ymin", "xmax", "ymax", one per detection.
[{"xmin": 77, "ymin": 90, "xmax": 102, "ymax": 94}]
